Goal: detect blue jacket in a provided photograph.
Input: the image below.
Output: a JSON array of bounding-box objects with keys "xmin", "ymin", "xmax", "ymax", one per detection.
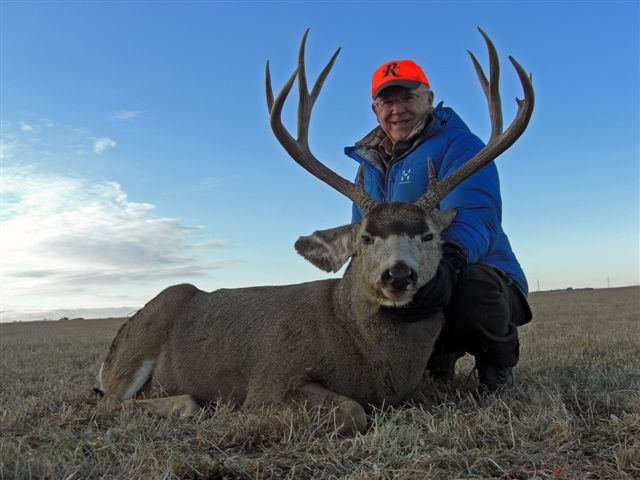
[{"xmin": 346, "ymin": 103, "xmax": 528, "ymax": 295}]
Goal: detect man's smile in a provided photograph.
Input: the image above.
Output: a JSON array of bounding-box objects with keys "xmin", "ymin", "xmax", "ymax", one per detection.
[{"xmin": 391, "ymin": 118, "xmax": 412, "ymax": 127}]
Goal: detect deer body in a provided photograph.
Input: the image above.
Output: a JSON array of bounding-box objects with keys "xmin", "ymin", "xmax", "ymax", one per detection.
[
  {"xmin": 102, "ymin": 279, "xmax": 442, "ymax": 409},
  {"xmin": 98, "ymin": 29, "xmax": 533, "ymax": 434}
]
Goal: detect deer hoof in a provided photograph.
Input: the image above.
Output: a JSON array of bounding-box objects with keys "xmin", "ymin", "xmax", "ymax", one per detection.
[
  {"xmin": 171, "ymin": 395, "xmax": 200, "ymax": 419},
  {"xmin": 334, "ymin": 400, "xmax": 367, "ymax": 435}
]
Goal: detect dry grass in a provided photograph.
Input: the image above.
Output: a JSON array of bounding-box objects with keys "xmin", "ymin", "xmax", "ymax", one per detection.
[{"xmin": 1, "ymin": 286, "xmax": 639, "ymax": 479}]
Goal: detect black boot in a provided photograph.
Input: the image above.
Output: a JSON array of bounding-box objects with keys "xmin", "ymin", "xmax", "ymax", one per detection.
[
  {"xmin": 427, "ymin": 351, "xmax": 463, "ymax": 382},
  {"xmin": 476, "ymin": 359, "xmax": 515, "ymax": 393}
]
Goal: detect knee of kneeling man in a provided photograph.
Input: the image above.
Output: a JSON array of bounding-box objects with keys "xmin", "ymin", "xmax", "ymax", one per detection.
[
  {"xmin": 476, "ymin": 336, "xmax": 520, "ymax": 367},
  {"xmin": 448, "ymin": 291, "xmax": 510, "ymax": 335}
]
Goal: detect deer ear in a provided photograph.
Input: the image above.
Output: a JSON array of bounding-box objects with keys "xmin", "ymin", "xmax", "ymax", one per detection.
[
  {"xmin": 294, "ymin": 222, "xmax": 359, "ymax": 273},
  {"xmin": 431, "ymin": 208, "xmax": 457, "ymax": 230}
]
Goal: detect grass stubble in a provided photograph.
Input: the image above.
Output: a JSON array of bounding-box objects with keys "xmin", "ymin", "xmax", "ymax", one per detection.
[{"xmin": 0, "ymin": 287, "xmax": 638, "ymax": 479}]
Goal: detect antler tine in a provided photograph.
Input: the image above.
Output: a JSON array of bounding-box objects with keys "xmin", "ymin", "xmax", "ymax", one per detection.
[
  {"xmin": 468, "ymin": 27, "xmax": 503, "ymax": 141},
  {"xmin": 267, "ymin": 61, "xmax": 299, "ymax": 146},
  {"xmin": 418, "ymin": 158, "xmax": 440, "ymax": 212},
  {"xmin": 507, "ymin": 55, "xmax": 535, "ymax": 138},
  {"xmin": 266, "ymin": 30, "xmax": 377, "ymax": 214},
  {"xmin": 265, "ymin": 60, "xmax": 275, "ymax": 113},
  {"xmin": 417, "ymin": 28, "xmax": 535, "ymax": 211},
  {"xmin": 296, "ymin": 29, "xmax": 311, "ymax": 144},
  {"xmin": 309, "ymin": 47, "xmax": 341, "ymax": 112}
]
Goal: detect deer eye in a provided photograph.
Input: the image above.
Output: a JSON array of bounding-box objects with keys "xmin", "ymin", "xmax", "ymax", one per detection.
[
  {"xmin": 361, "ymin": 234, "xmax": 374, "ymax": 245},
  {"xmin": 421, "ymin": 233, "xmax": 434, "ymax": 242}
]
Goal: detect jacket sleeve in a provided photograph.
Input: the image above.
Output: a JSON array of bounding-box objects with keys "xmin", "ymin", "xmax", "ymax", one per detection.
[
  {"xmin": 352, "ymin": 202, "xmax": 363, "ymax": 223},
  {"xmin": 438, "ymin": 131, "xmax": 502, "ymax": 264}
]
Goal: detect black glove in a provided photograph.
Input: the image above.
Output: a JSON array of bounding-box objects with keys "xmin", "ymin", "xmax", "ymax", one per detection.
[
  {"xmin": 441, "ymin": 242, "xmax": 467, "ymax": 284},
  {"xmin": 410, "ymin": 242, "xmax": 467, "ymax": 311}
]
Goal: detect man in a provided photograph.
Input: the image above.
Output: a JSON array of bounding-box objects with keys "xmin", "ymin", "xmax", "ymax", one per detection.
[{"xmin": 346, "ymin": 59, "xmax": 532, "ymax": 392}]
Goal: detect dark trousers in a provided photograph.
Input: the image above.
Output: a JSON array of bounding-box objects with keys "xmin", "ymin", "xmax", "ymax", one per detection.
[{"xmin": 428, "ymin": 264, "xmax": 532, "ymax": 368}]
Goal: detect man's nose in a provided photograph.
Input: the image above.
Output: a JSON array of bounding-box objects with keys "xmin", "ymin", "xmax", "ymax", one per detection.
[{"xmin": 389, "ymin": 100, "xmax": 408, "ymax": 114}]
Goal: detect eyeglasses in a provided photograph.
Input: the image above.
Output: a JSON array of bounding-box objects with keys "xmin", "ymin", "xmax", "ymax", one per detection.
[{"xmin": 375, "ymin": 93, "xmax": 421, "ymax": 110}]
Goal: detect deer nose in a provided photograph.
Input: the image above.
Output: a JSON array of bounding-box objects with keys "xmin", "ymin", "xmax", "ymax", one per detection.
[{"xmin": 381, "ymin": 263, "xmax": 416, "ymax": 291}]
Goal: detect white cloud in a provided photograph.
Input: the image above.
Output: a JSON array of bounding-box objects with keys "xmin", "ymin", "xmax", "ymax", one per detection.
[
  {"xmin": 0, "ymin": 137, "xmax": 17, "ymax": 160},
  {"xmin": 110, "ymin": 110, "xmax": 143, "ymax": 121},
  {"xmin": 195, "ymin": 175, "xmax": 238, "ymax": 191},
  {"xmin": 93, "ymin": 137, "xmax": 117, "ymax": 154},
  {"xmin": 0, "ymin": 164, "xmax": 238, "ymax": 321},
  {"xmin": 191, "ymin": 239, "xmax": 231, "ymax": 249},
  {"xmin": 20, "ymin": 121, "xmax": 34, "ymax": 131}
]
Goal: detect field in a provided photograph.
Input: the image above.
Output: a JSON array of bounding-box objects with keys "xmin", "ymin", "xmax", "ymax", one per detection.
[{"xmin": 1, "ymin": 286, "xmax": 639, "ymax": 479}]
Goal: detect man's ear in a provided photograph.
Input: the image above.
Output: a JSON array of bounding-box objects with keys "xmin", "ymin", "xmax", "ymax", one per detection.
[
  {"xmin": 431, "ymin": 208, "xmax": 457, "ymax": 231},
  {"xmin": 294, "ymin": 222, "xmax": 359, "ymax": 273}
]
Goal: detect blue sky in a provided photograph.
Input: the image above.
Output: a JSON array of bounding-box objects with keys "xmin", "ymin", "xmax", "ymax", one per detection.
[{"xmin": 1, "ymin": 1, "xmax": 638, "ymax": 321}]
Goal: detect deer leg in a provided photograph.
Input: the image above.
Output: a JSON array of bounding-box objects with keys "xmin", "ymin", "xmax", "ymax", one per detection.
[
  {"xmin": 100, "ymin": 394, "xmax": 200, "ymax": 419},
  {"xmin": 128, "ymin": 395, "xmax": 201, "ymax": 418},
  {"xmin": 296, "ymin": 382, "xmax": 367, "ymax": 435}
]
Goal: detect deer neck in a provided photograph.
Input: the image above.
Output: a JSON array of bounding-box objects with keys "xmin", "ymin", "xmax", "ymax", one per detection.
[
  {"xmin": 334, "ymin": 261, "xmax": 379, "ymax": 320},
  {"xmin": 333, "ymin": 261, "xmax": 442, "ymax": 402}
]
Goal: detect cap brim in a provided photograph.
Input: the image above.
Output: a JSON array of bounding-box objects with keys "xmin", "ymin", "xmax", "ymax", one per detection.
[{"xmin": 373, "ymin": 80, "xmax": 422, "ymax": 99}]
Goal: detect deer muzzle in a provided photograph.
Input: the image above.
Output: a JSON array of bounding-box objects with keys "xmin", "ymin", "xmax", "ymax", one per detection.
[{"xmin": 381, "ymin": 262, "xmax": 417, "ymax": 293}]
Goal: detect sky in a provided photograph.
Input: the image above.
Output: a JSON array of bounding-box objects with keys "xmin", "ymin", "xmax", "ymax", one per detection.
[{"xmin": 1, "ymin": 1, "xmax": 638, "ymax": 322}]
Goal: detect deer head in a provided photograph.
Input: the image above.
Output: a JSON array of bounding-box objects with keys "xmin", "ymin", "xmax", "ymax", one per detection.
[{"xmin": 266, "ymin": 29, "xmax": 534, "ymax": 307}]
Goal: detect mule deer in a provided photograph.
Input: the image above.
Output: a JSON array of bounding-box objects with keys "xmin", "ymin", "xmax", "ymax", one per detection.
[{"xmin": 97, "ymin": 29, "xmax": 534, "ymax": 434}]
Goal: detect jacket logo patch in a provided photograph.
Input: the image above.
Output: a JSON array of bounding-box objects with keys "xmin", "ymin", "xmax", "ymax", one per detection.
[{"xmin": 399, "ymin": 169, "xmax": 411, "ymax": 184}]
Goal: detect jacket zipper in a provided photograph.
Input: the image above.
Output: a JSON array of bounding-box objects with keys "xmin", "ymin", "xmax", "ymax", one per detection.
[{"xmin": 385, "ymin": 165, "xmax": 395, "ymax": 201}]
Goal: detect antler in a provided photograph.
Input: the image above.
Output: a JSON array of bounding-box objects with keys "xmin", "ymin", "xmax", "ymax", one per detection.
[
  {"xmin": 266, "ymin": 29, "xmax": 377, "ymax": 214},
  {"xmin": 417, "ymin": 28, "xmax": 535, "ymax": 211}
]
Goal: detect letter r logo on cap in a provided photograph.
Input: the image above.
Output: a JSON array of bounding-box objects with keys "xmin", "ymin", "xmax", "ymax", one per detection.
[{"xmin": 383, "ymin": 63, "xmax": 400, "ymax": 78}]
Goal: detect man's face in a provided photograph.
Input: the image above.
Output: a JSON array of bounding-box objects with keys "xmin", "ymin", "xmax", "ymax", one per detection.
[{"xmin": 372, "ymin": 86, "xmax": 434, "ymax": 143}]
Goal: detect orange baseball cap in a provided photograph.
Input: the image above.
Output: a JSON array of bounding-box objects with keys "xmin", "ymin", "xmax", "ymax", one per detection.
[{"xmin": 371, "ymin": 59, "xmax": 430, "ymax": 98}]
